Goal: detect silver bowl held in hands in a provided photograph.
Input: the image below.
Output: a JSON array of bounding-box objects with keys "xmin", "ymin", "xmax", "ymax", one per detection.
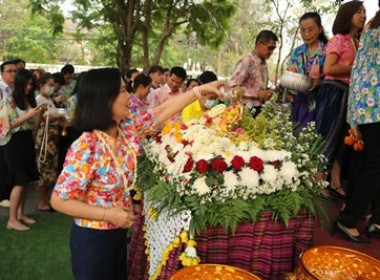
[{"xmin": 280, "ymin": 70, "xmax": 313, "ymax": 93}]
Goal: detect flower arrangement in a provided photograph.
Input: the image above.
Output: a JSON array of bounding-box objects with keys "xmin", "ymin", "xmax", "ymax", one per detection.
[{"xmin": 137, "ymin": 102, "xmax": 328, "ymax": 235}]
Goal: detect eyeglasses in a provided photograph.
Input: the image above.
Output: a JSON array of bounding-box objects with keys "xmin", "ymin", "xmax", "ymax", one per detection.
[
  {"xmin": 262, "ymin": 42, "xmax": 276, "ymax": 51},
  {"xmin": 3, "ymin": 70, "xmax": 17, "ymax": 74}
]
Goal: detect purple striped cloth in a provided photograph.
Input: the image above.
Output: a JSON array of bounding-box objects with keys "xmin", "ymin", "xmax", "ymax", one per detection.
[{"xmin": 127, "ymin": 210, "xmax": 315, "ymax": 280}]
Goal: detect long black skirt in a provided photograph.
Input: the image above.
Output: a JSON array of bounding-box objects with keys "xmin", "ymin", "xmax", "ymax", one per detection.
[{"xmin": 4, "ymin": 130, "xmax": 39, "ymax": 187}]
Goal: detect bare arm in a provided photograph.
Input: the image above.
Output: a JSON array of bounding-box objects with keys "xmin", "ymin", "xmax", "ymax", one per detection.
[
  {"xmin": 51, "ymin": 193, "xmax": 137, "ymax": 229},
  {"xmin": 153, "ymin": 81, "xmax": 227, "ymax": 125},
  {"xmin": 323, "ymin": 53, "xmax": 352, "ymax": 77},
  {"xmin": 11, "ymin": 106, "xmax": 43, "ymax": 129}
]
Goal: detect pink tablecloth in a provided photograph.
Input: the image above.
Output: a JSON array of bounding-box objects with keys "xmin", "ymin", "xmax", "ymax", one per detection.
[{"xmin": 127, "ymin": 210, "xmax": 315, "ymax": 280}]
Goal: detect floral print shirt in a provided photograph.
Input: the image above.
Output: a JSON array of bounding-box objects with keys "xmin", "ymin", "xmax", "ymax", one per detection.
[
  {"xmin": 325, "ymin": 34, "xmax": 358, "ymax": 84},
  {"xmin": 347, "ymin": 26, "xmax": 380, "ymax": 125},
  {"xmin": 229, "ymin": 52, "xmax": 268, "ymax": 106},
  {"xmin": 0, "ymin": 95, "xmax": 35, "ymax": 146},
  {"xmin": 129, "ymin": 94, "xmax": 149, "ymax": 115},
  {"xmin": 288, "ymin": 41, "xmax": 326, "ymax": 75},
  {"xmin": 53, "ymin": 110, "xmax": 156, "ymax": 230}
]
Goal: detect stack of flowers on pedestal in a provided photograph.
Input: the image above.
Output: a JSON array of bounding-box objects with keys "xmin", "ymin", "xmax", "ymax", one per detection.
[{"xmin": 136, "ymin": 102, "xmax": 327, "ymax": 277}]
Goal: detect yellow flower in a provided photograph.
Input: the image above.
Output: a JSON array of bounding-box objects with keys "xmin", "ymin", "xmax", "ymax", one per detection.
[
  {"xmin": 172, "ymin": 236, "xmax": 181, "ymax": 247},
  {"xmin": 133, "ymin": 191, "xmax": 142, "ymax": 201},
  {"xmin": 174, "ymin": 132, "xmax": 183, "ymax": 143},
  {"xmin": 174, "ymin": 122, "xmax": 181, "ymax": 132},
  {"xmin": 162, "ymin": 123, "xmax": 173, "ymax": 135},
  {"xmin": 187, "ymin": 240, "xmax": 197, "ymax": 247},
  {"xmin": 180, "ymin": 231, "xmax": 188, "ymax": 243}
]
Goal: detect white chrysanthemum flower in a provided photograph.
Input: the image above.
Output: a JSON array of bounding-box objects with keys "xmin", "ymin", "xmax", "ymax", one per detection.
[
  {"xmin": 193, "ymin": 177, "xmax": 211, "ymax": 195},
  {"xmin": 238, "ymin": 141, "xmax": 248, "ymax": 150},
  {"xmin": 224, "ymin": 171, "xmax": 239, "ymax": 192},
  {"xmin": 260, "ymin": 165, "xmax": 277, "ymax": 182},
  {"xmin": 279, "ymin": 161, "xmax": 298, "ymax": 180},
  {"xmin": 239, "ymin": 167, "xmax": 259, "ymax": 188},
  {"xmin": 184, "ymin": 246, "xmax": 198, "ymax": 257}
]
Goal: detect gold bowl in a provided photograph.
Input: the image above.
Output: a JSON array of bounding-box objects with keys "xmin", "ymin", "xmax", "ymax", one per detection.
[
  {"xmin": 295, "ymin": 246, "xmax": 380, "ymax": 280},
  {"xmin": 169, "ymin": 264, "xmax": 262, "ymax": 280}
]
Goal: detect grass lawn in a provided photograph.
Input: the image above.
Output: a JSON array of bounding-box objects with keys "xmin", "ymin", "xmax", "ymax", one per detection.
[{"xmin": 0, "ymin": 212, "xmax": 74, "ymax": 280}]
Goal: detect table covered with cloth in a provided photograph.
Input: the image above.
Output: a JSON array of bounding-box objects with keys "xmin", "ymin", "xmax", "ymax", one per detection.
[{"xmin": 127, "ymin": 205, "xmax": 315, "ymax": 280}]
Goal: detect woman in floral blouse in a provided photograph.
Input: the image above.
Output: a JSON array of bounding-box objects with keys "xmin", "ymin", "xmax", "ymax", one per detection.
[
  {"xmin": 128, "ymin": 73, "xmax": 152, "ymax": 115},
  {"xmin": 334, "ymin": 2, "xmax": 380, "ymax": 244},
  {"xmin": 314, "ymin": 1, "xmax": 366, "ymax": 197},
  {"xmin": 287, "ymin": 12, "xmax": 327, "ymax": 127},
  {"xmin": 0, "ymin": 69, "xmax": 46, "ymax": 231},
  {"xmin": 50, "ymin": 68, "xmax": 225, "ymax": 279}
]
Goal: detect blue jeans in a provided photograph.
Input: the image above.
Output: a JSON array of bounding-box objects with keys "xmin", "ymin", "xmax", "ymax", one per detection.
[{"xmin": 70, "ymin": 223, "xmax": 128, "ymax": 280}]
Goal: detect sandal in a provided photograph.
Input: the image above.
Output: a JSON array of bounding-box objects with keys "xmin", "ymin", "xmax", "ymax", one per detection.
[{"xmin": 326, "ymin": 185, "xmax": 345, "ymax": 199}]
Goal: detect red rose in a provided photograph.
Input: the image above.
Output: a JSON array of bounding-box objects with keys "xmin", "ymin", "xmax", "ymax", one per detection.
[
  {"xmin": 155, "ymin": 134, "xmax": 162, "ymax": 144},
  {"xmin": 211, "ymin": 158, "xmax": 228, "ymax": 174},
  {"xmin": 272, "ymin": 160, "xmax": 281, "ymax": 169},
  {"xmin": 182, "ymin": 140, "xmax": 189, "ymax": 146},
  {"xmin": 195, "ymin": 159, "xmax": 209, "ymax": 173},
  {"xmin": 231, "ymin": 155, "xmax": 245, "ymax": 171},
  {"xmin": 249, "ymin": 156, "xmax": 264, "ymax": 172},
  {"xmin": 183, "ymin": 156, "xmax": 193, "ymax": 173}
]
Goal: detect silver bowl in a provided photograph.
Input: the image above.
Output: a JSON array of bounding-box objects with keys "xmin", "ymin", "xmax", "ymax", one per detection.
[{"xmin": 280, "ymin": 70, "xmax": 313, "ymax": 92}]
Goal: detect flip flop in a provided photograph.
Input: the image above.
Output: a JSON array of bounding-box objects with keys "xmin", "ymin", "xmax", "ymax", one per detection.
[{"xmin": 326, "ymin": 185, "xmax": 345, "ymax": 199}]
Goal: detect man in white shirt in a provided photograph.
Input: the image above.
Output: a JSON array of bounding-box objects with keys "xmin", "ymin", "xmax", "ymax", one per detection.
[{"xmin": 0, "ymin": 60, "xmax": 17, "ymax": 207}]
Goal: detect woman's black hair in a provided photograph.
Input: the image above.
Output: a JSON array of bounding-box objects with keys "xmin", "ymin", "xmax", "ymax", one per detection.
[
  {"xmin": 38, "ymin": 73, "xmax": 53, "ymax": 89},
  {"xmin": 127, "ymin": 73, "xmax": 152, "ymax": 93},
  {"xmin": 126, "ymin": 68, "xmax": 139, "ymax": 79},
  {"xmin": 74, "ymin": 68, "xmax": 122, "ymax": 132},
  {"xmin": 72, "ymin": 71, "xmax": 87, "ymax": 95},
  {"xmin": 198, "ymin": 71, "xmax": 218, "ymax": 84},
  {"xmin": 299, "ymin": 12, "xmax": 328, "ymax": 44},
  {"xmin": 332, "ymin": 1, "xmax": 364, "ymax": 35},
  {"xmin": 369, "ymin": 0, "xmax": 380, "ymax": 29},
  {"xmin": 12, "ymin": 69, "xmax": 37, "ymax": 110},
  {"xmin": 186, "ymin": 78, "xmax": 199, "ymax": 88}
]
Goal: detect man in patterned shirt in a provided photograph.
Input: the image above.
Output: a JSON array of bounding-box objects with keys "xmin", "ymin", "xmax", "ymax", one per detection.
[
  {"xmin": 229, "ymin": 30, "xmax": 278, "ymax": 114},
  {"xmin": 149, "ymin": 66, "xmax": 187, "ymax": 123},
  {"xmin": 0, "ymin": 60, "xmax": 17, "ymax": 208}
]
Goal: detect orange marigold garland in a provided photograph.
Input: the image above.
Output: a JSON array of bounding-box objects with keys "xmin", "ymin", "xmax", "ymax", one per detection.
[{"xmin": 344, "ymin": 127, "xmax": 364, "ymax": 151}]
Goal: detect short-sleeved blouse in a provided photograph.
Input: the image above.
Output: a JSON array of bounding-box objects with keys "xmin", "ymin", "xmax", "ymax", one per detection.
[
  {"xmin": 0, "ymin": 95, "xmax": 35, "ymax": 146},
  {"xmin": 53, "ymin": 110, "xmax": 156, "ymax": 230},
  {"xmin": 347, "ymin": 26, "xmax": 380, "ymax": 125},
  {"xmin": 288, "ymin": 41, "xmax": 326, "ymax": 76},
  {"xmin": 324, "ymin": 34, "xmax": 358, "ymax": 84}
]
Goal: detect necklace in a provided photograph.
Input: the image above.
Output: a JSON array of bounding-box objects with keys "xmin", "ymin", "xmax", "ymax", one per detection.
[
  {"xmin": 94, "ymin": 129, "xmax": 137, "ymax": 192},
  {"xmin": 350, "ymin": 37, "xmax": 358, "ymax": 52}
]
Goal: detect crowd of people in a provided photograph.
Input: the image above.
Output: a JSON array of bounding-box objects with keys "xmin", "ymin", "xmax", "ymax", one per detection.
[{"xmin": 0, "ymin": 0, "xmax": 379, "ymax": 277}]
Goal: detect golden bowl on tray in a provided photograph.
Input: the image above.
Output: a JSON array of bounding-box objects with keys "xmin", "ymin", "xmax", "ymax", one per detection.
[
  {"xmin": 169, "ymin": 264, "xmax": 262, "ymax": 280},
  {"xmin": 295, "ymin": 246, "xmax": 380, "ymax": 280},
  {"xmin": 280, "ymin": 70, "xmax": 313, "ymax": 92}
]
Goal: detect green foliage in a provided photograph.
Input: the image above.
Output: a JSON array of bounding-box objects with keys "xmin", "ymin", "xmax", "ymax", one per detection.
[
  {"xmin": 0, "ymin": 0, "xmax": 65, "ymax": 62},
  {"xmin": 187, "ymin": 1, "xmax": 237, "ymax": 49},
  {"xmin": 29, "ymin": 0, "xmax": 236, "ymax": 71}
]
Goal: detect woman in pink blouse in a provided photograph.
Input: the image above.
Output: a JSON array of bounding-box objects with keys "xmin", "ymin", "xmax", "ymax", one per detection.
[
  {"xmin": 128, "ymin": 73, "xmax": 152, "ymax": 115},
  {"xmin": 50, "ymin": 68, "xmax": 225, "ymax": 279},
  {"xmin": 315, "ymin": 1, "xmax": 366, "ymax": 198}
]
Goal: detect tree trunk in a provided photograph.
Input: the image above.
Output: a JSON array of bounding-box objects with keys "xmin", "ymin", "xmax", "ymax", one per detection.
[
  {"xmin": 142, "ymin": 0, "xmax": 153, "ymax": 73},
  {"xmin": 117, "ymin": 40, "xmax": 133, "ymax": 75}
]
